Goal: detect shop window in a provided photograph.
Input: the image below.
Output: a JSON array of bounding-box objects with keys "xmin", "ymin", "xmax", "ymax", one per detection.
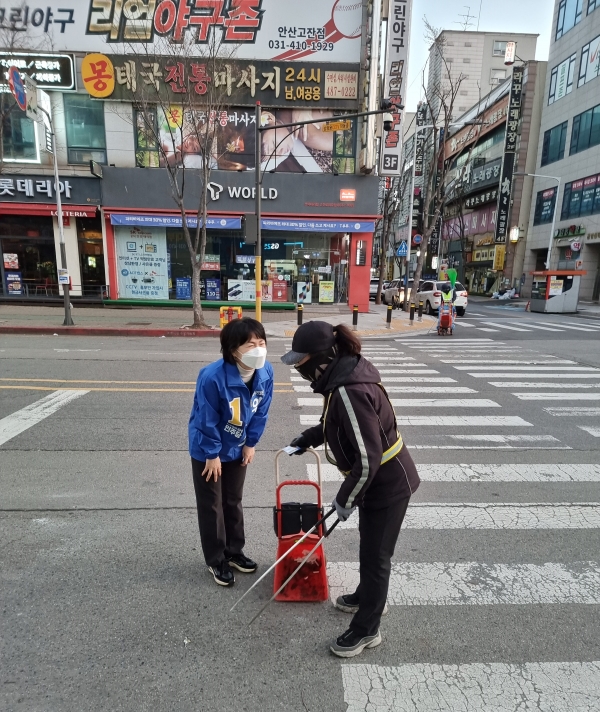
[
  {"xmin": 541, "ymin": 121, "xmax": 568, "ymax": 165},
  {"xmin": 0, "ymin": 216, "xmax": 56, "ymax": 296},
  {"xmin": 490, "ymin": 69, "xmax": 506, "ymax": 86},
  {"xmin": 556, "ymin": 0, "xmax": 583, "ymax": 40},
  {"xmin": 561, "ymin": 173, "xmax": 600, "ymax": 219},
  {"xmin": 548, "ymin": 53, "xmax": 576, "ymax": 104},
  {"xmin": 1, "ymin": 98, "xmax": 39, "ymax": 162},
  {"xmin": 63, "ymin": 94, "xmax": 107, "ymax": 165},
  {"xmin": 134, "ymin": 108, "xmax": 160, "ymax": 168},
  {"xmin": 333, "ymin": 123, "xmax": 356, "ymax": 174},
  {"xmin": 533, "ymin": 187, "xmax": 558, "ymax": 225},
  {"xmin": 492, "ymin": 41, "xmax": 507, "ymax": 56},
  {"xmin": 570, "ymin": 103, "xmax": 600, "ymax": 154},
  {"xmin": 578, "ymin": 35, "xmax": 600, "ymax": 87}
]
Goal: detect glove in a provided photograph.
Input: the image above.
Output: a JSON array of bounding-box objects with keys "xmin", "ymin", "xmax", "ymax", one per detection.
[
  {"xmin": 289, "ymin": 435, "xmax": 309, "ymax": 455},
  {"xmin": 333, "ymin": 498, "xmax": 356, "ymax": 522}
]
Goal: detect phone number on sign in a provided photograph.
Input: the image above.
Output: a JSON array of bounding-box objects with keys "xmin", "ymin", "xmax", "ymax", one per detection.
[{"xmin": 268, "ymin": 40, "xmax": 335, "ymax": 51}]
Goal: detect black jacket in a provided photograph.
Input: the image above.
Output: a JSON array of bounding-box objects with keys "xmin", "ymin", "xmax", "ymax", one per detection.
[{"xmin": 300, "ymin": 355, "xmax": 420, "ymax": 509}]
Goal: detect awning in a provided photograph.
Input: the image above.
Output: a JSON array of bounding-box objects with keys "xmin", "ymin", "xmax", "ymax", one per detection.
[
  {"xmin": 261, "ymin": 218, "xmax": 375, "ymax": 232},
  {"xmin": 110, "ymin": 213, "xmax": 241, "ymax": 230},
  {"xmin": 0, "ymin": 203, "xmax": 98, "ymax": 218}
]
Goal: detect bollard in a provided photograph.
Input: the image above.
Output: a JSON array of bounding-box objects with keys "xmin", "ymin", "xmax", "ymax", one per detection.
[
  {"xmin": 418, "ymin": 300, "xmax": 423, "ymax": 323},
  {"xmin": 297, "ymin": 303, "xmax": 303, "ymax": 325},
  {"xmin": 352, "ymin": 304, "xmax": 359, "ymax": 332},
  {"xmin": 409, "ymin": 302, "xmax": 415, "ymax": 326},
  {"xmin": 386, "ymin": 304, "xmax": 393, "ymax": 329}
]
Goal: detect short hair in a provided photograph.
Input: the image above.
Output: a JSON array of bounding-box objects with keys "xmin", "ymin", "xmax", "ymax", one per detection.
[{"xmin": 220, "ymin": 318, "xmax": 267, "ymax": 364}]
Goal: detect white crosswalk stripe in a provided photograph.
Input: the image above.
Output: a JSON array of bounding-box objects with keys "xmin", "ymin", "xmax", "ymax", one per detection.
[
  {"xmin": 341, "ymin": 661, "xmax": 600, "ymax": 711},
  {"xmin": 481, "ymin": 373, "xmax": 600, "ymax": 379},
  {"xmin": 579, "ymin": 426, "xmax": 600, "ymax": 437},
  {"xmin": 491, "ymin": 382, "xmax": 600, "ymax": 388},
  {"xmin": 545, "ymin": 407, "xmax": 600, "ymax": 416},
  {"xmin": 455, "ymin": 365, "xmax": 595, "ymax": 371},
  {"xmin": 515, "ymin": 392, "xmax": 600, "ymax": 400}
]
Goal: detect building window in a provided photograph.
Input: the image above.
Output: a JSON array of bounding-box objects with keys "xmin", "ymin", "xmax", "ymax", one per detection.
[
  {"xmin": 578, "ymin": 35, "xmax": 600, "ymax": 87},
  {"xmin": 493, "ymin": 40, "xmax": 507, "ymax": 56},
  {"xmin": 533, "ymin": 187, "xmax": 558, "ymax": 225},
  {"xmin": 134, "ymin": 108, "xmax": 160, "ymax": 168},
  {"xmin": 63, "ymin": 94, "xmax": 107, "ymax": 165},
  {"xmin": 490, "ymin": 69, "xmax": 507, "ymax": 86},
  {"xmin": 570, "ymin": 103, "xmax": 600, "ymax": 154},
  {"xmin": 463, "ymin": 58, "xmax": 471, "ymax": 63},
  {"xmin": 556, "ymin": 0, "xmax": 583, "ymax": 39},
  {"xmin": 1, "ymin": 98, "xmax": 39, "ymax": 162},
  {"xmin": 589, "ymin": 0, "xmax": 599, "ymax": 13},
  {"xmin": 561, "ymin": 173, "xmax": 600, "ymax": 219},
  {"xmin": 548, "ymin": 53, "xmax": 576, "ymax": 104},
  {"xmin": 541, "ymin": 121, "xmax": 568, "ymax": 165}
]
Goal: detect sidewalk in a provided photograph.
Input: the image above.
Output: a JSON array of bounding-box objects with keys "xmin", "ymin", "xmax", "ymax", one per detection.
[{"xmin": 0, "ymin": 303, "xmax": 436, "ymax": 337}]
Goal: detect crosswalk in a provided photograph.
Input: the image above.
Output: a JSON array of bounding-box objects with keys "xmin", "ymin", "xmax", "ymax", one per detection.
[
  {"xmin": 458, "ymin": 314, "xmax": 600, "ymax": 335},
  {"xmin": 284, "ymin": 335, "xmax": 600, "ymax": 709}
]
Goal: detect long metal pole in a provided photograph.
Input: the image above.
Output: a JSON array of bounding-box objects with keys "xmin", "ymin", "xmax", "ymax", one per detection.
[
  {"xmin": 403, "ymin": 129, "xmax": 419, "ymax": 310},
  {"xmin": 255, "ymin": 102, "xmax": 262, "ymax": 322},
  {"xmin": 546, "ymin": 178, "xmax": 561, "ymax": 271},
  {"xmin": 42, "ymin": 107, "xmax": 73, "ymax": 326}
]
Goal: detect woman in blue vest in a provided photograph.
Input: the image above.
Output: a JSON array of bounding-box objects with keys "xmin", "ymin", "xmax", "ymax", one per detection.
[{"xmin": 189, "ymin": 318, "xmax": 274, "ymax": 587}]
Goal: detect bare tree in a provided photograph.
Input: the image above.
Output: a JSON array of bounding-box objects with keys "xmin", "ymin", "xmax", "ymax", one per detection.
[{"xmin": 111, "ymin": 34, "xmax": 238, "ymax": 328}]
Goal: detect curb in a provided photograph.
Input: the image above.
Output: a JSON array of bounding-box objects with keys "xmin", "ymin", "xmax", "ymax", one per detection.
[{"xmin": 0, "ymin": 326, "xmax": 220, "ymax": 338}]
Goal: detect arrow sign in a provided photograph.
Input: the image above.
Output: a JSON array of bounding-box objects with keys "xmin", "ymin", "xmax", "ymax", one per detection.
[
  {"xmin": 7, "ymin": 66, "xmax": 27, "ymax": 111},
  {"xmin": 396, "ymin": 241, "xmax": 408, "ymax": 257}
]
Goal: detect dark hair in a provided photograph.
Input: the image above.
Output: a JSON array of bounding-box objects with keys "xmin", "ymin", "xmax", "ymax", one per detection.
[
  {"xmin": 333, "ymin": 323, "xmax": 361, "ymax": 357},
  {"xmin": 221, "ymin": 318, "xmax": 267, "ymax": 364}
]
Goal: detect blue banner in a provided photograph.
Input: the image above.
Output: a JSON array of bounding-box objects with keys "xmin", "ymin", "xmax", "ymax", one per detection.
[
  {"xmin": 175, "ymin": 277, "xmax": 192, "ymax": 300},
  {"xmin": 205, "ymin": 278, "xmax": 221, "ymax": 300},
  {"xmin": 111, "ymin": 214, "xmax": 241, "ymax": 230},
  {"xmin": 261, "ymin": 218, "xmax": 375, "ymax": 233}
]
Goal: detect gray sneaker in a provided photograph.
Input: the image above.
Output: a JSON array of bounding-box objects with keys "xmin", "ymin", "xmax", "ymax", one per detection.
[
  {"xmin": 334, "ymin": 594, "xmax": 389, "ymax": 615},
  {"xmin": 330, "ymin": 628, "xmax": 382, "ymax": 658}
]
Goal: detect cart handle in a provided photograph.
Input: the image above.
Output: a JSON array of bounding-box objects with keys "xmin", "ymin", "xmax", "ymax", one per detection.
[
  {"xmin": 275, "ymin": 480, "xmax": 323, "ymax": 510},
  {"xmin": 275, "ymin": 447, "xmax": 322, "ymax": 488}
]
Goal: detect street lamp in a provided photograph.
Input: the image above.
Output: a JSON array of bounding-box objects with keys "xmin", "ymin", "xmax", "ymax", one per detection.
[{"xmin": 515, "ymin": 172, "xmax": 561, "ymax": 270}]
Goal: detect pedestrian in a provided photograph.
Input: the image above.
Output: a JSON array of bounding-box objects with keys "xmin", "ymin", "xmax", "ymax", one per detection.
[
  {"xmin": 282, "ymin": 321, "xmax": 420, "ymax": 657},
  {"xmin": 189, "ymin": 317, "xmax": 274, "ymax": 587}
]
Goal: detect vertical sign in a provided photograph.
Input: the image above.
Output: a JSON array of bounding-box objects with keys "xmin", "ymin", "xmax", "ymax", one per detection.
[
  {"xmin": 380, "ymin": 0, "xmax": 413, "ymax": 176},
  {"xmin": 494, "ymin": 65, "xmax": 524, "ymax": 244},
  {"xmin": 414, "ymin": 102, "xmax": 427, "ymax": 177}
]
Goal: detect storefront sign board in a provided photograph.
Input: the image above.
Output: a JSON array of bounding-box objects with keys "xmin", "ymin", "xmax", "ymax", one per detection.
[
  {"xmin": 0, "ymin": 174, "xmax": 101, "ymax": 205},
  {"xmin": 319, "ymin": 280, "xmax": 335, "ymax": 302},
  {"xmin": 5, "ymin": 272, "xmax": 23, "ymax": 295},
  {"xmin": 271, "ymin": 277, "xmax": 288, "ymax": 302},
  {"xmin": 115, "ymin": 226, "xmax": 169, "ymax": 299},
  {"xmin": 175, "ymin": 277, "xmax": 192, "ymax": 300},
  {"xmin": 205, "ymin": 278, "xmax": 221, "ymax": 300},
  {"xmin": 262, "ymin": 218, "xmax": 375, "ymax": 232},
  {"xmin": 110, "ymin": 214, "xmax": 241, "ymax": 230},
  {"xmin": 549, "ymin": 279, "xmax": 564, "ymax": 296},
  {"xmin": 0, "ymin": 53, "xmax": 75, "ymax": 90}
]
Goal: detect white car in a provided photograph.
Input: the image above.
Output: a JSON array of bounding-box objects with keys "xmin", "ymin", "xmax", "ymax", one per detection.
[
  {"xmin": 383, "ymin": 279, "xmax": 414, "ymax": 305},
  {"xmin": 417, "ymin": 280, "xmax": 468, "ymax": 316}
]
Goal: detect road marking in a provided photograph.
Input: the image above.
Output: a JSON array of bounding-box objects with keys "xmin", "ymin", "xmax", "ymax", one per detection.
[
  {"xmin": 391, "ymin": 398, "xmax": 500, "ymax": 408},
  {"xmin": 455, "ymin": 320, "xmax": 476, "ymax": 326},
  {"xmin": 478, "ymin": 321, "xmax": 529, "ymax": 331},
  {"xmin": 520, "ymin": 323, "xmax": 565, "ymax": 332},
  {"xmin": 456, "ymin": 365, "xmax": 595, "ymax": 371},
  {"xmin": 398, "ymin": 338, "xmax": 497, "ymax": 343},
  {"xmin": 330, "ymin": 560, "xmax": 600, "ymax": 604},
  {"xmin": 449, "ymin": 434, "xmax": 557, "ymax": 441},
  {"xmin": 481, "ymin": 372, "xmax": 600, "ymax": 378},
  {"xmin": 476, "ymin": 327, "xmax": 500, "ymax": 332},
  {"xmin": 0, "ymin": 378, "xmax": 295, "ymax": 386},
  {"xmin": 380, "ymin": 377, "xmax": 457, "ymax": 383},
  {"xmin": 412, "ymin": 445, "xmax": 571, "ymax": 450},
  {"xmin": 544, "ymin": 407, "xmax": 600, "ymax": 416},
  {"xmin": 306, "ymin": 463, "xmax": 600, "ymax": 483},
  {"xmin": 376, "ymin": 369, "xmax": 441, "ymax": 374},
  {"xmin": 344, "ymin": 503, "xmax": 600, "ymax": 529},
  {"xmin": 0, "ymin": 390, "xmax": 88, "ymax": 447},
  {"xmin": 394, "ymin": 415, "xmax": 532, "ymax": 427},
  {"xmin": 514, "ymin": 393, "xmax": 600, "ymax": 400},
  {"xmin": 341, "ymin": 661, "xmax": 600, "ymax": 711},
  {"xmin": 380, "ymin": 386, "xmax": 478, "ymax": 393},
  {"xmin": 531, "ymin": 321, "xmax": 598, "ymax": 332},
  {"xmin": 491, "ymin": 382, "xmax": 600, "ymax": 388},
  {"xmin": 579, "ymin": 426, "xmax": 600, "ymax": 437},
  {"xmin": 446, "ymin": 359, "xmax": 575, "ymax": 365}
]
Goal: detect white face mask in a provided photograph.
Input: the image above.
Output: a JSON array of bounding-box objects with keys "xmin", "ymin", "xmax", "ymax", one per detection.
[{"xmin": 238, "ymin": 346, "xmax": 267, "ymax": 370}]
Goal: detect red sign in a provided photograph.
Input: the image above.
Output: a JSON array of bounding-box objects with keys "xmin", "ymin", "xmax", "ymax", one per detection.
[{"xmin": 271, "ymin": 277, "xmax": 288, "ymax": 302}]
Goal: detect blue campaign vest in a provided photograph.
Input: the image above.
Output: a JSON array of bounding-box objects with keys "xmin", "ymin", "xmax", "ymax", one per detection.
[{"xmin": 188, "ymin": 359, "xmax": 274, "ymax": 463}]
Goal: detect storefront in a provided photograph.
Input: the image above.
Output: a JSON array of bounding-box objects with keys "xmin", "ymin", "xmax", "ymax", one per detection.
[
  {"xmin": 0, "ymin": 174, "xmax": 102, "ymax": 298},
  {"xmin": 100, "ymin": 168, "xmax": 379, "ymax": 310}
]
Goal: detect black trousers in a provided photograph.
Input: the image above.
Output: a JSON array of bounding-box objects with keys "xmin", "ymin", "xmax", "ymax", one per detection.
[
  {"xmin": 191, "ymin": 457, "xmax": 247, "ymax": 568},
  {"xmin": 349, "ymin": 496, "xmax": 410, "ymax": 637}
]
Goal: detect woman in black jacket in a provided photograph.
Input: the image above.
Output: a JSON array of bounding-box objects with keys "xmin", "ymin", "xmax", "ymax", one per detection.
[{"xmin": 282, "ymin": 320, "xmax": 420, "ymax": 658}]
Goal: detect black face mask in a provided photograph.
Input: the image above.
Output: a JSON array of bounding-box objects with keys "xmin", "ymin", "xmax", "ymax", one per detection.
[{"xmin": 295, "ymin": 349, "xmax": 336, "ymax": 382}]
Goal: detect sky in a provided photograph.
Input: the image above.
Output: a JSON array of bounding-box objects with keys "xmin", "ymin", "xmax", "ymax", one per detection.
[{"xmin": 404, "ymin": 0, "xmax": 554, "ymax": 111}]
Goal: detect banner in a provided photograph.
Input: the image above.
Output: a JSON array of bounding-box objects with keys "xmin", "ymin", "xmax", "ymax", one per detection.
[
  {"xmin": 175, "ymin": 277, "xmax": 192, "ymax": 299},
  {"xmin": 296, "ymin": 281, "xmax": 312, "ymax": 303},
  {"xmin": 205, "ymin": 278, "xmax": 221, "ymax": 300},
  {"xmin": 380, "ymin": 0, "xmax": 413, "ymax": 176},
  {"xmin": 494, "ymin": 65, "xmax": 524, "ymax": 245},
  {"xmin": 14, "ymin": 0, "xmax": 363, "ymax": 63},
  {"xmin": 115, "ymin": 226, "xmax": 169, "ymax": 299},
  {"xmin": 5, "ymin": 272, "xmax": 23, "ymax": 295},
  {"xmin": 319, "ymin": 280, "xmax": 335, "ymax": 302},
  {"xmin": 271, "ymin": 277, "xmax": 288, "ymax": 302}
]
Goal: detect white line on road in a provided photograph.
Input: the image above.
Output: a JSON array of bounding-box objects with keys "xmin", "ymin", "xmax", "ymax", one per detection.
[
  {"xmin": 380, "ymin": 377, "xmax": 457, "ymax": 383},
  {"xmin": 341, "ymin": 661, "xmax": 600, "ymax": 711},
  {"xmin": 335, "ymin": 503, "xmax": 600, "ymax": 530},
  {"xmin": 477, "ymin": 327, "xmax": 500, "ymax": 332},
  {"xmin": 329, "ymin": 560, "xmax": 600, "ymax": 602},
  {"xmin": 377, "ymin": 369, "xmax": 441, "ymax": 374},
  {"xmin": 443, "ymin": 359, "xmax": 574, "ymax": 365},
  {"xmin": 455, "ymin": 365, "xmax": 596, "ymax": 371},
  {"xmin": 0, "ymin": 390, "xmax": 89, "ymax": 447},
  {"xmin": 394, "ymin": 416, "xmax": 532, "ymax": 427},
  {"xmin": 517, "ymin": 323, "xmax": 564, "ymax": 332},
  {"xmin": 481, "ymin": 373, "xmax": 600, "ymax": 379},
  {"xmin": 544, "ymin": 407, "xmax": 600, "ymax": 416},
  {"xmin": 391, "ymin": 398, "xmax": 500, "ymax": 408},
  {"xmin": 478, "ymin": 321, "xmax": 529, "ymax": 331},
  {"xmin": 377, "ymin": 386, "xmax": 478, "ymax": 393},
  {"xmin": 514, "ymin": 393, "xmax": 600, "ymax": 400},
  {"xmin": 490, "ymin": 382, "xmax": 600, "ymax": 388},
  {"xmin": 579, "ymin": 426, "xmax": 600, "ymax": 437},
  {"xmin": 531, "ymin": 321, "xmax": 598, "ymax": 332},
  {"xmin": 448, "ymin": 435, "xmax": 558, "ymax": 442}
]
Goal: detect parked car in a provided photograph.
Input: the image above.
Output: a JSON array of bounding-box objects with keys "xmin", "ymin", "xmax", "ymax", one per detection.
[
  {"xmin": 383, "ymin": 278, "xmax": 414, "ymax": 305},
  {"xmin": 417, "ymin": 280, "xmax": 468, "ymax": 316}
]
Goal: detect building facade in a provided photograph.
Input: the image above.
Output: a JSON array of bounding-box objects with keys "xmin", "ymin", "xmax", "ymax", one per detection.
[
  {"xmin": 1, "ymin": 0, "xmax": 382, "ymax": 311},
  {"xmin": 522, "ymin": 0, "xmax": 600, "ymax": 302}
]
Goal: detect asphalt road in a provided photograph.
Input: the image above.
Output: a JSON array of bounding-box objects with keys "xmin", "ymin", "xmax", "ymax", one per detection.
[{"xmin": 1, "ymin": 306, "xmax": 600, "ymax": 711}]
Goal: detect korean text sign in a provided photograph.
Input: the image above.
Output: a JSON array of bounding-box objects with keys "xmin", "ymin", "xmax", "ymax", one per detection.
[{"xmin": 115, "ymin": 226, "xmax": 169, "ymax": 299}]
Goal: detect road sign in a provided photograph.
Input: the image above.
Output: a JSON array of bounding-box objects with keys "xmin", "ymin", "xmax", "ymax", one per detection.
[
  {"xmin": 413, "ymin": 234, "xmax": 423, "ymax": 245},
  {"xmin": 396, "ymin": 241, "xmax": 408, "ymax": 257},
  {"xmin": 7, "ymin": 66, "xmax": 27, "ymax": 111},
  {"xmin": 322, "ymin": 119, "xmax": 352, "ymax": 133},
  {"xmin": 23, "ymin": 73, "xmax": 39, "ymax": 121}
]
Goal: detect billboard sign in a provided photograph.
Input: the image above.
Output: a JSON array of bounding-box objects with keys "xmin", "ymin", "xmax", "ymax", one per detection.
[
  {"xmin": 2, "ymin": 0, "xmax": 363, "ymax": 62},
  {"xmin": 0, "ymin": 53, "xmax": 75, "ymax": 90}
]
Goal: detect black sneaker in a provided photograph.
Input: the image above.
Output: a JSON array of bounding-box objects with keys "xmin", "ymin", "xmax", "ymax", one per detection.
[
  {"xmin": 334, "ymin": 594, "xmax": 389, "ymax": 616},
  {"xmin": 227, "ymin": 553, "xmax": 258, "ymax": 573},
  {"xmin": 208, "ymin": 560, "xmax": 235, "ymax": 587},
  {"xmin": 330, "ymin": 628, "xmax": 382, "ymax": 658}
]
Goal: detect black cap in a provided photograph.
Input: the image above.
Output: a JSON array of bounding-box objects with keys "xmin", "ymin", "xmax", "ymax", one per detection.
[{"xmin": 281, "ymin": 321, "xmax": 336, "ymax": 365}]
